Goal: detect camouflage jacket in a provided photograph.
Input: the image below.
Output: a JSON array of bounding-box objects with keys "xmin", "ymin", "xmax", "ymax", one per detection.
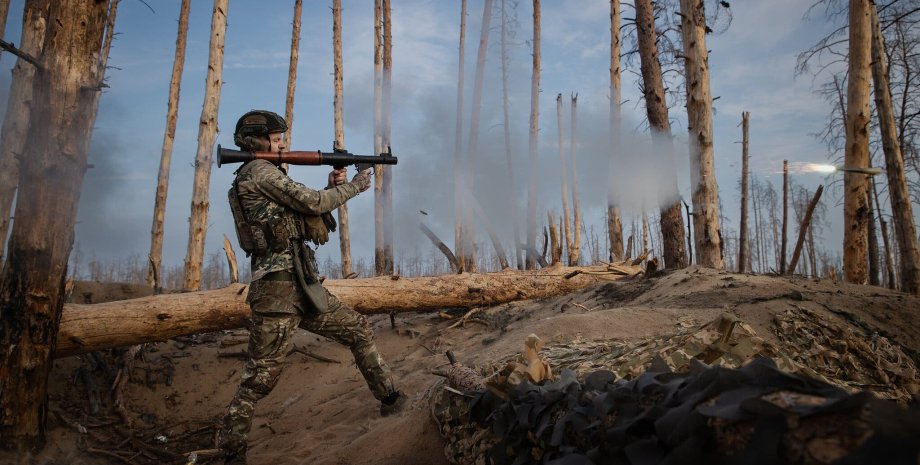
[{"xmin": 232, "ymin": 159, "xmax": 358, "ymax": 280}]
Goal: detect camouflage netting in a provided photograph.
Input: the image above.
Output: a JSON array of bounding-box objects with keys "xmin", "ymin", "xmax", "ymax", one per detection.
[{"xmin": 429, "ymin": 310, "xmax": 920, "ymax": 465}]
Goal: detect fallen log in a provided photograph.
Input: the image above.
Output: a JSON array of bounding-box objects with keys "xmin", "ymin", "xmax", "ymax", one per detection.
[{"xmin": 56, "ymin": 265, "xmax": 640, "ymax": 358}]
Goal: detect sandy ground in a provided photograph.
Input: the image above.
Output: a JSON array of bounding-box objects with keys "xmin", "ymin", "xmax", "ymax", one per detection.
[{"xmin": 9, "ymin": 266, "xmax": 920, "ymax": 465}]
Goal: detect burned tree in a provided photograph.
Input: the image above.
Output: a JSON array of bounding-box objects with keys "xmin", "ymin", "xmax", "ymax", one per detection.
[
  {"xmin": 0, "ymin": 0, "xmax": 50, "ymax": 266},
  {"xmin": 634, "ymin": 0, "xmax": 687, "ymax": 270},
  {"xmin": 679, "ymin": 0, "xmax": 724, "ymax": 269},
  {"xmin": 526, "ymin": 0, "xmax": 542, "ymax": 269},
  {"xmin": 844, "ymin": 0, "xmax": 872, "ymax": 285},
  {"xmin": 870, "ymin": 4, "xmax": 920, "ymax": 295},
  {"xmin": 556, "ymin": 94, "xmax": 573, "ymax": 264},
  {"xmin": 0, "ymin": 0, "xmax": 117, "ymax": 449},
  {"xmin": 331, "ymin": 0, "xmax": 354, "ymax": 277},
  {"xmin": 500, "ymin": 0, "xmax": 522, "ymax": 269},
  {"xmin": 147, "ymin": 0, "xmax": 191, "ymax": 291},
  {"xmin": 453, "ymin": 0, "xmax": 468, "ymax": 271},
  {"xmin": 462, "ymin": 0, "xmax": 495, "ymax": 272},
  {"xmin": 183, "ymin": 0, "xmax": 228, "ymax": 291},
  {"xmin": 608, "ymin": 0, "xmax": 624, "ymax": 262},
  {"xmin": 738, "ymin": 111, "xmax": 750, "ymax": 273},
  {"xmin": 569, "ymin": 94, "xmax": 582, "ymax": 266}
]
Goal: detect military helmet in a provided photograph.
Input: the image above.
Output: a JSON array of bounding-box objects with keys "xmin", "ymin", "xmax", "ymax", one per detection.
[{"xmin": 233, "ymin": 110, "xmax": 288, "ymax": 152}]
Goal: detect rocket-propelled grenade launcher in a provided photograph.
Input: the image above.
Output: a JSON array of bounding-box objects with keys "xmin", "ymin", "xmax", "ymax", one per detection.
[{"xmin": 217, "ymin": 144, "xmax": 398, "ymax": 172}]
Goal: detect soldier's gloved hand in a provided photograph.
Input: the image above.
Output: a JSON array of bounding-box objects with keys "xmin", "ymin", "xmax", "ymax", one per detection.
[
  {"xmin": 328, "ymin": 167, "xmax": 348, "ymax": 187},
  {"xmin": 350, "ymin": 169, "xmax": 371, "ymax": 193}
]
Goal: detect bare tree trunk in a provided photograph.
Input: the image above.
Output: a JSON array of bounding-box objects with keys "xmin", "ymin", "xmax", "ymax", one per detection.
[
  {"xmin": 526, "ymin": 0, "xmax": 541, "ymax": 269},
  {"xmin": 679, "ymin": 0, "xmax": 723, "ymax": 269},
  {"xmin": 0, "ymin": 0, "xmax": 9, "ymax": 63},
  {"xmin": 381, "ymin": 0, "xmax": 394, "ymax": 275},
  {"xmin": 419, "ymin": 223, "xmax": 460, "ymax": 272},
  {"xmin": 607, "ymin": 0, "xmax": 624, "ymax": 262},
  {"xmin": 569, "ymin": 94, "xmax": 582, "ymax": 266},
  {"xmin": 684, "ymin": 200, "xmax": 693, "ymax": 264},
  {"xmin": 780, "ymin": 160, "xmax": 789, "ymax": 273},
  {"xmin": 556, "ymin": 94, "xmax": 573, "ymax": 264},
  {"xmin": 499, "ymin": 0, "xmax": 521, "ymax": 270},
  {"xmin": 751, "ymin": 178, "xmax": 764, "ymax": 273},
  {"xmin": 870, "ymin": 5, "xmax": 920, "ymax": 295},
  {"xmin": 329, "ymin": 0, "xmax": 353, "ymax": 278},
  {"xmin": 548, "ymin": 212, "xmax": 561, "ymax": 265},
  {"xmin": 183, "ymin": 0, "xmax": 228, "ymax": 291},
  {"xmin": 739, "ymin": 111, "xmax": 750, "ymax": 272},
  {"xmin": 453, "ymin": 0, "xmax": 467, "ymax": 273},
  {"xmin": 642, "ymin": 212, "xmax": 650, "ymax": 257},
  {"xmin": 0, "ymin": 0, "xmax": 114, "ymax": 450},
  {"xmin": 55, "ymin": 265, "xmax": 640, "ymax": 357},
  {"xmin": 843, "ymin": 0, "xmax": 872, "ymax": 285},
  {"xmin": 462, "ymin": 0, "xmax": 494, "ymax": 272},
  {"xmin": 147, "ymin": 0, "xmax": 190, "ymax": 291},
  {"xmin": 787, "ymin": 185, "xmax": 824, "ymax": 275},
  {"xmin": 867, "ymin": 169, "xmax": 881, "ymax": 285},
  {"xmin": 373, "ymin": 0, "xmax": 385, "ymax": 275},
  {"xmin": 871, "ymin": 176, "xmax": 896, "ymax": 289},
  {"xmin": 0, "ymin": 0, "xmax": 49, "ymax": 266},
  {"xmin": 468, "ymin": 194, "xmax": 509, "ymax": 269},
  {"xmin": 635, "ymin": 0, "xmax": 686, "ymax": 270}
]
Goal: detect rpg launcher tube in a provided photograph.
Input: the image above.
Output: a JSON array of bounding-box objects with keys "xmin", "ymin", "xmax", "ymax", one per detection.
[{"xmin": 216, "ymin": 145, "xmax": 398, "ymax": 169}]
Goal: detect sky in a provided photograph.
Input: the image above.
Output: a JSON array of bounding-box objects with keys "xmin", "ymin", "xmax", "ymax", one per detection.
[{"xmin": 0, "ymin": 0, "xmax": 867, "ymax": 276}]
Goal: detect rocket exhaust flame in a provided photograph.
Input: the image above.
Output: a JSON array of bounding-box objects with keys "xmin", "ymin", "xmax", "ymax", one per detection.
[
  {"xmin": 783, "ymin": 162, "xmax": 883, "ymax": 176},
  {"xmin": 786, "ymin": 162, "xmax": 837, "ymax": 174}
]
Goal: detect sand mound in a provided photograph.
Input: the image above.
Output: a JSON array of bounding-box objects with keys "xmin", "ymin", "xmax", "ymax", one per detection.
[{"xmin": 11, "ymin": 267, "xmax": 919, "ymax": 464}]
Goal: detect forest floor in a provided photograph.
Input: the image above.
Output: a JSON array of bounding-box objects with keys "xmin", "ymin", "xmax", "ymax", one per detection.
[{"xmin": 9, "ymin": 266, "xmax": 920, "ymax": 465}]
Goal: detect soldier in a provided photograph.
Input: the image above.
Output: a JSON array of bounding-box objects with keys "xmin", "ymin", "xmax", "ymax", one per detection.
[{"xmin": 219, "ymin": 110, "xmax": 406, "ymax": 464}]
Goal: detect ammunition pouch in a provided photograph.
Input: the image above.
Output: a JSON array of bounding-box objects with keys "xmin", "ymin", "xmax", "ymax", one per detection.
[{"xmin": 228, "ymin": 182, "xmax": 268, "ymax": 256}]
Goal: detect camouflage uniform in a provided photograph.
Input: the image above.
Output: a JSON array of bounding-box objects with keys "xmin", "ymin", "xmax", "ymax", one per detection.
[{"xmin": 220, "ymin": 159, "xmax": 395, "ymax": 456}]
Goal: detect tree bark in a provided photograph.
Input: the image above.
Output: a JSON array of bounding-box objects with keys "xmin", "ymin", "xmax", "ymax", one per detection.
[
  {"xmin": 548, "ymin": 212, "xmax": 561, "ymax": 265},
  {"xmin": 526, "ymin": 0, "xmax": 541, "ymax": 269},
  {"xmin": 738, "ymin": 111, "xmax": 750, "ymax": 273},
  {"xmin": 607, "ymin": 0, "xmax": 624, "ymax": 262},
  {"xmin": 0, "ymin": 0, "xmax": 113, "ymax": 450},
  {"xmin": 0, "ymin": 0, "xmax": 50, "ymax": 266},
  {"xmin": 453, "ymin": 0, "xmax": 468, "ymax": 273},
  {"xmin": 148, "ymin": 0, "xmax": 190, "ymax": 291},
  {"xmin": 787, "ymin": 185, "xmax": 824, "ymax": 275},
  {"xmin": 330, "ymin": 0, "xmax": 353, "ymax": 278},
  {"xmin": 55, "ymin": 265, "xmax": 640, "ymax": 358},
  {"xmin": 870, "ymin": 4, "xmax": 920, "ymax": 295},
  {"xmin": 183, "ymin": 0, "xmax": 228, "ymax": 291},
  {"xmin": 501, "ymin": 0, "xmax": 522, "ymax": 269},
  {"xmin": 679, "ymin": 0, "xmax": 723, "ymax": 269},
  {"xmin": 843, "ymin": 0, "xmax": 872, "ymax": 285},
  {"xmin": 635, "ymin": 0, "xmax": 686, "ymax": 270},
  {"xmin": 569, "ymin": 94, "xmax": 582, "ymax": 266}
]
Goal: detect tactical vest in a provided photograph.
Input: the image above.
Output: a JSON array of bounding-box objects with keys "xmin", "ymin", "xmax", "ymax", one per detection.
[
  {"xmin": 228, "ymin": 177, "xmax": 268, "ymax": 256},
  {"xmin": 228, "ymin": 169, "xmax": 338, "ymax": 255}
]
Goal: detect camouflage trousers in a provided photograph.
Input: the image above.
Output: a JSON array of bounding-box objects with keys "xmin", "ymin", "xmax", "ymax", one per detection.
[{"xmin": 219, "ymin": 277, "xmax": 395, "ymax": 454}]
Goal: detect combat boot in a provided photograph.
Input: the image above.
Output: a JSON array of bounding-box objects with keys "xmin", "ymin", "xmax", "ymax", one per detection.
[
  {"xmin": 379, "ymin": 391, "xmax": 408, "ymax": 417},
  {"xmin": 223, "ymin": 445, "xmax": 247, "ymax": 465}
]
